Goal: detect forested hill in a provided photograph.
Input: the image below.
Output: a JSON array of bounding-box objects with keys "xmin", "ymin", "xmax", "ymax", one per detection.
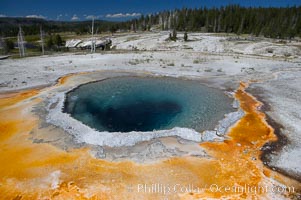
[
  {"xmin": 1, "ymin": 5, "xmax": 301, "ymax": 39},
  {"xmin": 0, "ymin": 17, "xmax": 118, "ymax": 36}
]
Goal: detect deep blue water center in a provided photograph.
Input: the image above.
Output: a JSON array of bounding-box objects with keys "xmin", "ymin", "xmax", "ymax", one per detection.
[{"xmin": 64, "ymin": 77, "xmax": 234, "ymax": 132}]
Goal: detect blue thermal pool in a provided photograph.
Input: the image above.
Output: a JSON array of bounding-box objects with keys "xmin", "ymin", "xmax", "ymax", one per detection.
[{"xmin": 63, "ymin": 77, "xmax": 234, "ymax": 132}]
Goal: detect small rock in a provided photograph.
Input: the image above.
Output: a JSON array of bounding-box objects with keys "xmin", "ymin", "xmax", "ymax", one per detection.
[{"xmin": 243, "ymin": 149, "xmax": 249, "ymax": 154}]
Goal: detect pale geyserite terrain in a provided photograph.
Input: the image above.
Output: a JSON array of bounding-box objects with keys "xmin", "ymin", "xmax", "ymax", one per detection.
[{"xmin": 1, "ymin": 32, "xmax": 301, "ymax": 181}]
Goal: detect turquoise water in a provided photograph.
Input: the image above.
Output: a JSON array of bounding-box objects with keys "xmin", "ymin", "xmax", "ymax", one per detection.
[{"xmin": 64, "ymin": 77, "xmax": 234, "ymax": 132}]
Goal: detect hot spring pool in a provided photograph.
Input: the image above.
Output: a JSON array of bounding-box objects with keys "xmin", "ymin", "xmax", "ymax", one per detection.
[{"xmin": 63, "ymin": 77, "xmax": 234, "ymax": 132}]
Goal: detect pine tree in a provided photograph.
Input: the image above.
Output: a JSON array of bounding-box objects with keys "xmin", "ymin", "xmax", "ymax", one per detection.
[
  {"xmin": 46, "ymin": 36, "xmax": 54, "ymax": 49},
  {"xmin": 53, "ymin": 34, "xmax": 63, "ymax": 47}
]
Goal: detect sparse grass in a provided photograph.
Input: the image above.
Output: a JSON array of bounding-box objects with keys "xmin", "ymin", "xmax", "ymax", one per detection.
[
  {"xmin": 25, "ymin": 35, "xmax": 40, "ymax": 42},
  {"xmin": 266, "ymin": 48, "xmax": 274, "ymax": 53},
  {"xmin": 193, "ymin": 59, "xmax": 200, "ymax": 64},
  {"xmin": 276, "ymin": 40, "xmax": 287, "ymax": 44},
  {"xmin": 128, "ymin": 58, "xmax": 153, "ymax": 65},
  {"xmin": 241, "ymin": 67, "xmax": 255, "ymax": 73},
  {"xmin": 181, "ymin": 64, "xmax": 192, "ymax": 68},
  {"xmin": 125, "ymin": 36, "xmax": 139, "ymax": 42},
  {"xmin": 193, "ymin": 58, "xmax": 207, "ymax": 64},
  {"xmin": 128, "ymin": 59, "xmax": 140, "ymax": 65},
  {"xmin": 182, "ymin": 45, "xmax": 193, "ymax": 49},
  {"xmin": 204, "ymin": 68, "xmax": 213, "ymax": 72}
]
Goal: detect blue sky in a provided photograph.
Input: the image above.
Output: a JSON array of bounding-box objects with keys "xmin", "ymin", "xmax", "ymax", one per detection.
[{"xmin": 0, "ymin": 0, "xmax": 300, "ymax": 21}]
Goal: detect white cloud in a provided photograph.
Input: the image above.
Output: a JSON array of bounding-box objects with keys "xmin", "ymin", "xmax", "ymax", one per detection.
[
  {"xmin": 71, "ymin": 14, "xmax": 79, "ymax": 21},
  {"xmin": 0, "ymin": 14, "xmax": 7, "ymax": 18},
  {"xmin": 105, "ymin": 12, "xmax": 141, "ymax": 18},
  {"xmin": 56, "ymin": 14, "xmax": 63, "ymax": 20},
  {"xmin": 26, "ymin": 15, "xmax": 46, "ymax": 19},
  {"xmin": 85, "ymin": 15, "xmax": 104, "ymax": 20},
  {"xmin": 85, "ymin": 15, "xmax": 97, "ymax": 20}
]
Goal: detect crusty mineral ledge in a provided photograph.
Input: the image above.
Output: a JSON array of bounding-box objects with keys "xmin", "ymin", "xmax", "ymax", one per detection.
[{"xmin": 45, "ymin": 82, "xmax": 244, "ymax": 147}]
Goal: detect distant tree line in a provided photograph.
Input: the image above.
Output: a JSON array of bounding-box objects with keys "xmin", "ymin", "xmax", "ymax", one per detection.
[
  {"xmin": 124, "ymin": 5, "xmax": 301, "ymax": 39},
  {"xmin": 46, "ymin": 34, "xmax": 64, "ymax": 50},
  {"xmin": 0, "ymin": 37, "xmax": 14, "ymax": 54},
  {"xmin": 0, "ymin": 5, "xmax": 300, "ymax": 39}
]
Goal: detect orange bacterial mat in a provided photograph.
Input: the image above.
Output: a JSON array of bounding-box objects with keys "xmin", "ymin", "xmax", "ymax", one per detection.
[{"xmin": 0, "ymin": 77, "xmax": 300, "ymax": 200}]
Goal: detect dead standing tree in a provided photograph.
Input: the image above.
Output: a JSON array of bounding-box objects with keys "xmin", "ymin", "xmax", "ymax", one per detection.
[
  {"xmin": 40, "ymin": 26, "xmax": 45, "ymax": 55},
  {"xmin": 89, "ymin": 17, "xmax": 98, "ymax": 53},
  {"xmin": 17, "ymin": 26, "xmax": 26, "ymax": 57}
]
